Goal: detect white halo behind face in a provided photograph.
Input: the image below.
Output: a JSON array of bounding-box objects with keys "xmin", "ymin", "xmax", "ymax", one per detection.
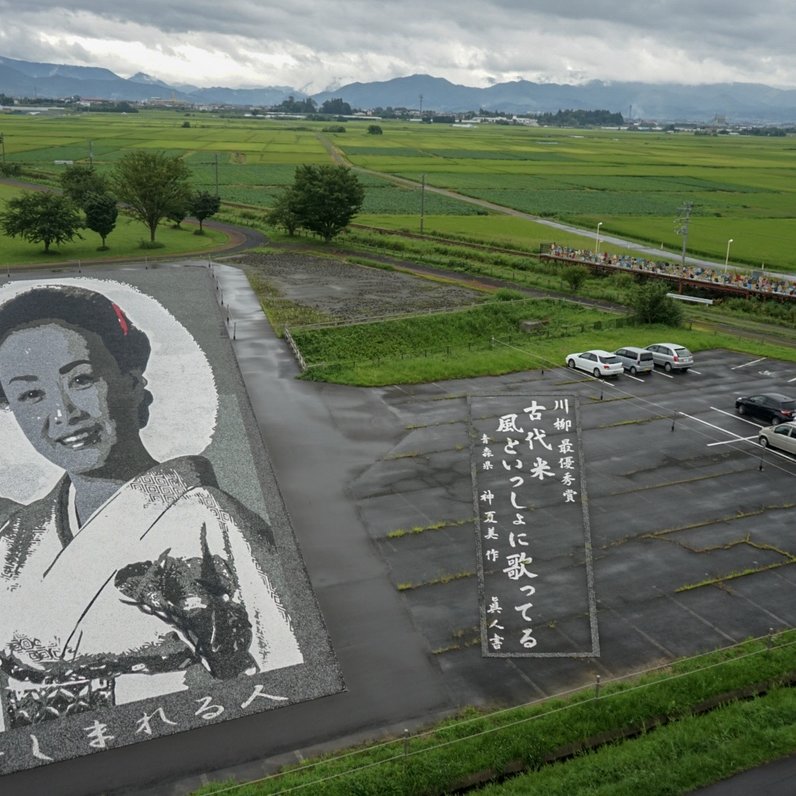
[{"xmin": 0, "ymin": 277, "xmax": 218, "ymax": 503}]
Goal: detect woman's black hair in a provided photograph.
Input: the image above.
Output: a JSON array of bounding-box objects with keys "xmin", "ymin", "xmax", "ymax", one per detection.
[{"xmin": 0, "ymin": 285, "xmax": 154, "ymax": 427}]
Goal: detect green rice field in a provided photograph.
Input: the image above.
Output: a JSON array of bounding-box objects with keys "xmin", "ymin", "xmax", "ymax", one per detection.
[{"xmin": 2, "ymin": 110, "xmax": 796, "ymax": 269}]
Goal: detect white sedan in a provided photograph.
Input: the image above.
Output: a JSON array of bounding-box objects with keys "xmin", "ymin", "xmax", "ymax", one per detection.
[
  {"xmin": 566, "ymin": 349, "xmax": 624, "ymax": 378},
  {"xmin": 758, "ymin": 422, "xmax": 796, "ymax": 455}
]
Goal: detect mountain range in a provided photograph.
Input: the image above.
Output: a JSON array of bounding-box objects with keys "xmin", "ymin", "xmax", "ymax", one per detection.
[{"xmin": 3, "ymin": 55, "xmax": 796, "ymax": 123}]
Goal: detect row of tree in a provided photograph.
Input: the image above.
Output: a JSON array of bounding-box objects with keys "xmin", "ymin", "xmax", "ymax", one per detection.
[
  {"xmin": 0, "ymin": 153, "xmax": 221, "ymax": 252},
  {"xmin": 1, "ymin": 150, "xmax": 367, "ymax": 253},
  {"xmin": 271, "ymin": 96, "xmax": 354, "ymax": 116},
  {"xmin": 535, "ymin": 109, "xmax": 624, "ymax": 127}
]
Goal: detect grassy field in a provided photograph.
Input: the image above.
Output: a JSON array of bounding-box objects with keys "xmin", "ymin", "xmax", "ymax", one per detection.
[{"xmin": 2, "ymin": 111, "xmax": 796, "ymax": 270}]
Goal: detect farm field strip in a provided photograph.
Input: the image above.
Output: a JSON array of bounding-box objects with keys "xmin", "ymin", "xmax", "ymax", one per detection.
[{"xmin": 2, "ymin": 112, "xmax": 796, "ymax": 269}]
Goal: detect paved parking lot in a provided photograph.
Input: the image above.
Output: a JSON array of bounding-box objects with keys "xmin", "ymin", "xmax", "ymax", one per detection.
[{"xmin": 360, "ymin": 348, "xmax": 796, "ymax": 707}]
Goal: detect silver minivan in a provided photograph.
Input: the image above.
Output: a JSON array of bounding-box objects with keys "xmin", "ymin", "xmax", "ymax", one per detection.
[
  {"xmin": 614, "ymin": 346, "xmax": 654, "ymax": 375},
  {"xmin": 646, "ymin": 342, "xmax": 694, "ymax": 372}
]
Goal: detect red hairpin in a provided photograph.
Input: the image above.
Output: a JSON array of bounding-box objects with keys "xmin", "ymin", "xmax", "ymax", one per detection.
[{"xmin": 111, "ymin": 302, "xmax": 129, "ymax": 336}]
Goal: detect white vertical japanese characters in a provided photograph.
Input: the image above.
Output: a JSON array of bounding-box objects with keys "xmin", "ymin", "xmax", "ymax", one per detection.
[{"xmin": 470, "ymin": 394, "xmax": 599, "ymax": 658}]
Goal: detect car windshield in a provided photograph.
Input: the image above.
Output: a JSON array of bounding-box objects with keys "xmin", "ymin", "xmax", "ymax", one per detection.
[
  {"xmin": 674, "ymin": 348, "xmax": 691, "ymax": 356},
  {"xmin": 780, "ymin": 400, "xmax": 796, "ymax": 409},
  {"xmin": 640, "ymin": 352, "xmax": 653, "ymax": 360},
  {"xmin": 600, "ymin": 356, "xmax": 621, "ymax": 364}
]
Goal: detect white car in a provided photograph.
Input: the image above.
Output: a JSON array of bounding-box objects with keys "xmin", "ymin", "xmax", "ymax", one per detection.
[
  {"xmin": 758, "ymin": 422, "xmax": 796, "ymax": 455},
  {"xmin": 566, "ymin": 349, "xmax": 624, "ymax": 378}
]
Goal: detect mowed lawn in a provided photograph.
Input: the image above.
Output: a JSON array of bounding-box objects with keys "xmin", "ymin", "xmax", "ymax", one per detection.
[
  {"xmin": 2, "ymin": 111, "xmax": 796, "ymax": 270},
  {"xmin": 0, "ymin": 182, "xmax": 227, "ymax": 266}
]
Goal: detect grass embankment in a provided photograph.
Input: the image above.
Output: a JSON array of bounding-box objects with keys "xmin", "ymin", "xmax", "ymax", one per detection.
[
  {"xmin": 282, "ymin": 294, "xmax": 796, "ymax": 386},
  {"xmin": 476, "ymin": 687, "xmax": 796, "ymax": 794},
  {"xmin": 342, "ymin": 225, "xmax": 794, "ymax": 318},
  {"xmin": 343, "ymin": 225, "xmax": 600, "ymax": 297},
  {"xmin": 192, "ymin": 630, "xmax": 796, "ymax": 795}
]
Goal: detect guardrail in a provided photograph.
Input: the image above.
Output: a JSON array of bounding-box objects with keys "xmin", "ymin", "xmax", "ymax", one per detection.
[
  {"xmin": 666, "ymin": 292, "xmax": 714, "ymax": 304},
  {"xmin": 283, "ymin": 325, "xmax": 307, "ymax": 372}
]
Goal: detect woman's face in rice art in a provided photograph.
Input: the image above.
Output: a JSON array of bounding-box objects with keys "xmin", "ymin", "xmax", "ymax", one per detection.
[{"xmin": 0, "ymin": 322, "xmax": 146, "ymax": 476}]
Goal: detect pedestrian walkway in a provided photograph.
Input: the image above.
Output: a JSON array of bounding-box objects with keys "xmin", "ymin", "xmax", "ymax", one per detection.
[
  {"xmin": 541, "ymin": 244, "xmax": 796, "ymax": 301},
  {"xmin": 691, "ymin": 753, "xmax": 796, "ymax": 795}
]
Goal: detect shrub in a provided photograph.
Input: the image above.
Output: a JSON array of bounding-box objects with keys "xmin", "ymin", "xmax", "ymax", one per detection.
[
  {"xmin": 492, "ymin": 288, "xmax": 525, "ymax": 301},
  {"xmin": 631, "ymin": 281, "xmax": 684, "ymax": 325},
  {"xmin": 562, "ymin": 265, "xmax": 589, "ymax": 293}
]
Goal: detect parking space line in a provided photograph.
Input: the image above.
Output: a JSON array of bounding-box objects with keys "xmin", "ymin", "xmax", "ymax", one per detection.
[
  {"xmin": 652, "ymin": 370, "xmax": 674, "ymax": 379},
  {"xmin": 657, "ymin": 589, "xmax": 736, "ymax": 643},
  {"xmin": 759, "ymin": 445, "xmax": 796, "ymax": 463},
  {"xmin": 789, "ymin": 376, "xmax": 796, "ymax": 383},
  {"xmin": 623, "ymin": 372, "xmax": 645, "ymax": 383},
  {"xmin": 710, "ymin": 406, "xmax": 761, "ymax": 427},
  {"xmin": 682, "ymin": 411, "xmax": 749, "ymax": 438},
  {"xmin": 705, "ymin": 408, "xmax": 796, "ymax": 462},
  {"xmin": 689, "ymin": 369, "xmax": 702, "ymax": 375},
  {"xmin": 707, "ymin": 436, "xmax": 758, "ymax": 447},
  {"xmin": 732, "ymin": 357, "xmax": 766, "ymax": 370}
]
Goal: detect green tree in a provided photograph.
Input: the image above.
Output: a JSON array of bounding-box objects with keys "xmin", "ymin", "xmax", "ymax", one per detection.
[
  {"xmin": 166, "ymin": 199, "xmax": 188, "ymax": 228},
  {"xmin": 273, "ymin": 95, "xmax": 317, "ymax": 114},
  {"xmin": 367, "ymin": 124, "xmax": 383, "ymax": 135},
  {"xmin": 290, "ymin": 164, "xmax": 364, "ymax": 242},
  {"xmin": 0, "ymin": 191, "xmax": 82, "ymax": 253},
  {"xmin": 112, "ymin": 150, "xmax": 192, "ymax": 243},
  {"xmin": 60, "ymin": 164, "xmax": 109, "ymax": 208},
  {"xmin": 265, "ymin": 188, "xmax": 301, "ymax": 236},
  {"xmin": 631, "ymin": 281, "xmax": 684, "ymax": 325},
  {"xmin": 320, "ymin": 98, "xmax": 352, "ymax": 115},
  {"xmin": 83, "ymin": 192, "xmax": 118, "ymax": 250},
  {"xmin": 187, "ymin": 190, "xmax": 221, "ymax": 234}
]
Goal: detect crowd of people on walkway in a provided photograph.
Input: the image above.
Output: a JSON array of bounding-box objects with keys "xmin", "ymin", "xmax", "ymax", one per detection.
[{"xmin": 543, "ymin": 244, "xmax": 796, "ymax": 299}]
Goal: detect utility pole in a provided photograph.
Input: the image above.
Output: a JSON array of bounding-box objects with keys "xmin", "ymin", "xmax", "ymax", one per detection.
[
  {"xmin": 675, "ymin": 201, "xmax": 693, "ymax": 269},
  {"xmin": 88, "ymin": 140, "xmax": 93, "ymax": 167},
  {"xmin": 214, "ymin": 153, "xmax": 219, "ymax": 196},
  {"xmin": 420, "ymin": 173, "xmax": 426, "ymax": 233},
  {"xmin": 0, "ymin": 133, "xmax": 5, "ymax": 165}
]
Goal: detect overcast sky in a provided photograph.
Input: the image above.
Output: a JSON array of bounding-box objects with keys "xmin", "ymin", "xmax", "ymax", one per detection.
[{"xmin": 1, "ymin": 1, "xmax": 793, "ymax": 93}]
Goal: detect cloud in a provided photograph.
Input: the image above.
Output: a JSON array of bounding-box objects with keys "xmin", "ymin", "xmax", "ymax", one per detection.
[{"xmin": 0, "ymin": 1, "xmax": 794, "ymax": 91}]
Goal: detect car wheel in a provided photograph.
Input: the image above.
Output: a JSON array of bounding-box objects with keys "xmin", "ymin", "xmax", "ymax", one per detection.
[
  {"xmin": 664, "ymin": 362, "xmax": 672, "ymax": 372},
  {"xmin": 630, "ymin": 365, "xmax": 637, "ymax": 375},
  {"xmin": 738, "ymin": 404, "xmax": 746, "ymax": 415},
  {"xmin": 567, "ymin": 359, "xmax": 575, "ymax": 369},
  {"xmin": 592, "ymin": 368, "xmax": 601, "ymax": 378},
  {"xmin": 759, "ymin": 436, "xmax": 769, "ymax": 448}
]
